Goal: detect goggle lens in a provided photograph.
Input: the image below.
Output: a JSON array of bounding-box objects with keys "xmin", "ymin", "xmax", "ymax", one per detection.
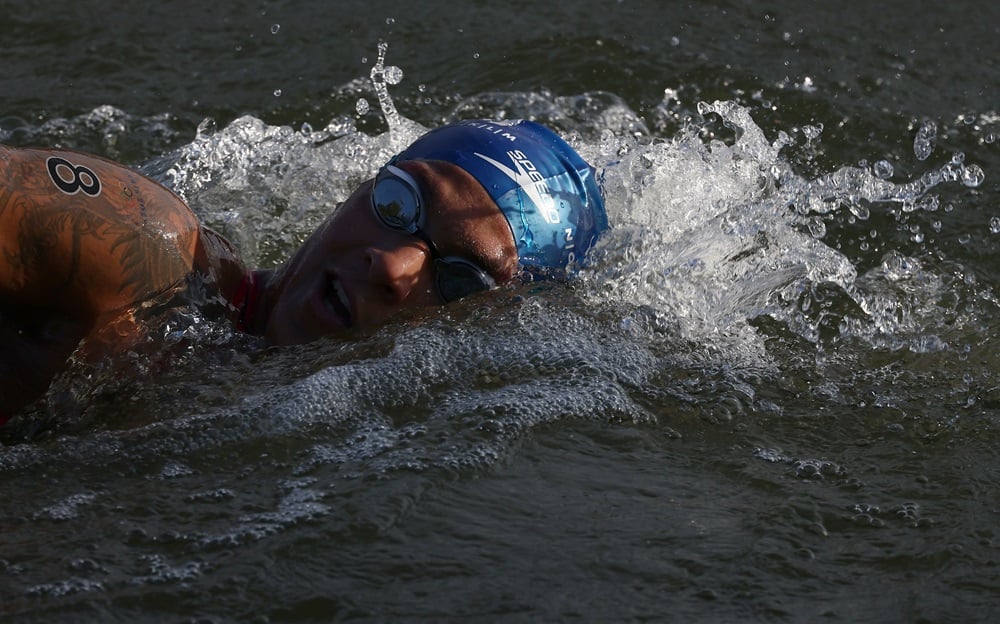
[
  {"xmin": 372, "ymin": 167, "xmax": 422, "ymax": 231},
  {"xmin": 371, "ymin": 165, "xmax": 497, "ymax": 302}
]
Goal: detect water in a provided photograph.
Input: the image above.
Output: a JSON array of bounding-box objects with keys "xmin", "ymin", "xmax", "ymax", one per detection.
[{"xmin": 2, "ymin": 1, "xmax": 1000, "ymax": 621}]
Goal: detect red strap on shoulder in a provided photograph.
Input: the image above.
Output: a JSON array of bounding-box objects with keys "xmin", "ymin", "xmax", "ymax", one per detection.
[{"xmin": 230, "ymin": 272, "xmax": 259, "ymax": 333}]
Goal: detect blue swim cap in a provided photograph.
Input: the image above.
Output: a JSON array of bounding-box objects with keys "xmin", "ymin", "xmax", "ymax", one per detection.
[{"xmin": 390, "ymin": 119, "xmax": 609, "ymax": 271}]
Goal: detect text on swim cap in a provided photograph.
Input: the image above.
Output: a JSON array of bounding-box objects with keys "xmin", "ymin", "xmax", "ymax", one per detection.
[{"xmin": 473, "ymin": 151, "xmax": 561, "ymax": 225}]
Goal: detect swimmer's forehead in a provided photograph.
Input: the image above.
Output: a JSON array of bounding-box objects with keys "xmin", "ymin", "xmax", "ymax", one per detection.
[{"xmin": 394, "ymin": 159, "xmax": 517, "ymax": 282}]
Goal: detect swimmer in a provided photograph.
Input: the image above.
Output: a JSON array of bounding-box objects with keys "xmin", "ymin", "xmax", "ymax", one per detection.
[{"xmin": 0, "ymin": 119, "xmax": 608, "ymax": 421}]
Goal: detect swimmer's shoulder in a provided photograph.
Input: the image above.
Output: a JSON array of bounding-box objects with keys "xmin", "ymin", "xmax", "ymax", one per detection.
[{"xmin": 0, "ymin": 144, "xmax": 212, "ymax": 315}]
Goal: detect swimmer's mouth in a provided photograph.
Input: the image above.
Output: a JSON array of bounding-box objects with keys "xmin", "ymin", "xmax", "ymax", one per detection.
[{"xmin": 325, "ymin": 276, "xmax": 353, "ymax": 327}]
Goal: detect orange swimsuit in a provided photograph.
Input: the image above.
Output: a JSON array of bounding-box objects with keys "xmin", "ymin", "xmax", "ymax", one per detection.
[{"xmin": 0, "ymin": 145, "xmax": 247, "ymax": 418}]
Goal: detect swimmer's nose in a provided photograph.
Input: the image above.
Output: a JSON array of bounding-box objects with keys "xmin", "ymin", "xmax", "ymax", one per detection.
[{"xmin": 365, "ymin": 243, "xmax": 428, "ymax": 302}]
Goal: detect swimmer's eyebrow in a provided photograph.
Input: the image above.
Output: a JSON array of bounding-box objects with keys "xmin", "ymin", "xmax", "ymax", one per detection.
[{"xmin": 408, "ymin": 166, "xmax": 496, "ymax": 261}]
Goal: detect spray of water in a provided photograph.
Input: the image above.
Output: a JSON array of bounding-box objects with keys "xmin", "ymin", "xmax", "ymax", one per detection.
[
  {"xmin": 5, "ymin": 42, "xmax": 990, "ymax": 447},
  {"xmin": 583, "ymin": 98, "xmax": 987, "ymax": 363}
]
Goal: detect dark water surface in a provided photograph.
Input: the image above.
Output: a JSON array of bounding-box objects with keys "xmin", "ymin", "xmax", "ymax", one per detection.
[{"xmin": 3, "ymin": 1, "xmax": 1000, "ymax": 622}]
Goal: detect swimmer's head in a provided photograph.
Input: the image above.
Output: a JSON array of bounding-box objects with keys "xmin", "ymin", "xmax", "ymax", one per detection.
[{"xmin": 389, "ymin": 119, "xmax": 609, "ymax": 271}]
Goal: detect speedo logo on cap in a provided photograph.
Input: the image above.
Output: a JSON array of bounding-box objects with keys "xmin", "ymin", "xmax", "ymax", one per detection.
[{"xmin": 474, "ymin": 150, "xmax": 561, "ymax": 224}]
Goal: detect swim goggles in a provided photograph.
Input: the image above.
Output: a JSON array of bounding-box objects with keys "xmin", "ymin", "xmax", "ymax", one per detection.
[{"xmin": 370, "ymin": 164, "xmax": 497, "ymax": 303}]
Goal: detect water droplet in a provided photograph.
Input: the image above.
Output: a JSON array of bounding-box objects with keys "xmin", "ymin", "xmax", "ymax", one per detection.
[
  {"xmin": 273, "ymin": 88, "xmax": 282, "ymax": 97},
  {"xmin": 355, "ymin": 98, "xmax": 370, "ymax": 115},
  {"xmin": 808, "ymin": 217, "xmax": 826, "ymax": 238},
  {"xmin": 802, "ymin": 124, "xmax": 823, "ymax": 140},
  {"xmin": 386, "ymin": 17, "xmax": 395, "ymax": 25},
  {"xmin": 473, "ymin": 52, "xmax": 480, "ymax": 59},
  {"xmin": 917, "ymin": 195, "xmax": 940, "ymax": 212},
  {"xmin": 270, "ymin": 23, "xmax": 280, "ymax": 35},
  {"xmin": 383, "ymin": 65, "xmax": 403, "ymax": 85},
  {"xmin": 913, "ymin": 120, "xmax": 937, "ymax": 161},
  {"xmin": 670, "ymin": 36, "xmax": 680, "ymax": 46},
  {"xmin": 958, "ymin": 233, "xmax": 971, "ymax": 245},
  {"xmin": 848, "ymin": 203, "xmax": 870, "ymax": 220},
  {"xmin": 962, "ymin": 164, "xmax": 985, "ymax": 188},
  {"xmin": 985, "ymin": 133, "xmax": 997, "ymax": 144},
  {"xmin": 196, "ymin": 117, "xmax": 217, "ymax": 137},
  {"xmin": 990, "ymin": 217, "xmax": 1000, "ymax": 234},
  {"xmin": 882, "ymin": 251, "xmax": 919, "ymax": 280},
  {"xmin": 873, "ymin": 160, "xmax": 894, "ymax": 179},
  {"xmin": 417, "ymin": 83, "xmax": 427, "ymax": 93}
]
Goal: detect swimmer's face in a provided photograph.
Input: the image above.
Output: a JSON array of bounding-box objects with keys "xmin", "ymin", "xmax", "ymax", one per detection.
[{"xmin": 262, "ymin": 160, "xmax": 518, "ymax": 345}]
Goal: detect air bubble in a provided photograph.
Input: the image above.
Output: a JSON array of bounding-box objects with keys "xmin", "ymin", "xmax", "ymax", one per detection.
[
  {"xmin": 355, "ymin": 98, "xmax": 370, "ymax": 115},
  {"xmin": 990, "ymin": 217, "xmax": 1000, "ymax": 234}
]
